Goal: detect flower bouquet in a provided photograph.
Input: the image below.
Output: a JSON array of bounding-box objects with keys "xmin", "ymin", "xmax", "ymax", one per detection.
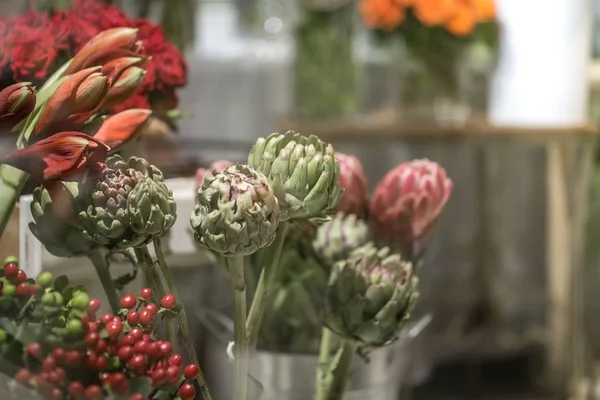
[
  {"xmin": 0, "ymin": 27, "xmax": 212, "ymax": 400},
  {"xmin": 360, "ymin": 0, "xmax": 499, "ymax": 125},
  {"xmin": 191, "ymin": 132, "xmax": 453, "ymax": 399}
]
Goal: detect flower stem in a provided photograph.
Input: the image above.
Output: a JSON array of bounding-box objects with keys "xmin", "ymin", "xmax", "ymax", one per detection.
[
  {"xmin": 316, "ymin": 327, "xmax": 334, "ymax": 397},
  {"xmin": 245, "ymin": 221, "xmax": 289, "ymax": 352},
  {"xmin": 153, "ymin": 237, "xmax": 213, "ymax": 400},
  {"xmin": 0, "ymin": 165, "xmax": 28, "ymax": 240},
  {"xmin": 314, "ymin": 338, "xmax": 358, "ymax": 400},
  {"xmin": 228, "ymin": 254, "xmax": 249, "ymax": 400},
  {"xmin": 88, "ymin": 247, "xmax": 120, "ymax": 314},
  {"xmin": 134, "ymin": 247, "xmax": 165, "ymax": 303}
]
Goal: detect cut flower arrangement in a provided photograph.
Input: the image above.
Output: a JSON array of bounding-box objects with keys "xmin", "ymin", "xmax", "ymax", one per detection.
[{"xmin": 192, "ymin": 137, "xmax": 453, "ymax": 399}]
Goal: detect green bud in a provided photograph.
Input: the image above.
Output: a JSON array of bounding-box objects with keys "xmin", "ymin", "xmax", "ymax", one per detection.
[
  {"xmin": 66, "ymin": 319, "xmax": 83, "ymax": 335},
  {"xmin": 41, "ymin": 292, "xmax": 55, "ymax": 306},
  {"xmin": 3, "ymin": 284, "xmax": 16, "ymax": 298},
  {"xmin": 0, "ymin": 329, "xmax": 6, "ymax": 343},
  {"xmin": 3, "ymin": 256, "xmax": 17, "ymax": 266},
  {"xmin": 52, "ymin": 292, "xmax": 64, "ymax": 307},
  {"xmin": 37, "ymin": 271, "xmax": 54, "ymax": 288},
  {"xmin": 71, "ymin": 292, "xmax": 90, "ymax": 311}
]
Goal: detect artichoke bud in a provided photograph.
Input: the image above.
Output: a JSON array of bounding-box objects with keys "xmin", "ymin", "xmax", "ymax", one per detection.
[
  {"xmin": 248, "ymin": 131, "xmax": 343, "ymax": 223},
  {"xmin": 78, "ymin": 155, "xmax": 171, "ymax": 249},
  {"xmin": 190, "ymin": 164, "xmax": 280, "ymax": 257},
  {"xmin": 30, "ymin": 183, "xmax": 96, "ymax": 258},
  {"xmin": 313, "ymin": 212, "xmax": 371, "ymax": 265},
  {"xmin": 322, "ymin": 242, "xmax": 418, "ymax": 347}
]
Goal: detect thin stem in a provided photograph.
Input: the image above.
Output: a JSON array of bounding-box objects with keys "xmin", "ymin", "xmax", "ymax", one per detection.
[
  {"xmin": 153, "ymin": 237, "xmax": 213, "ymax": 400},
  {"xmin": 316, "ymin": 327, "xmax": 334, "ymax": 397},
  {"xmin": 0, "ymin": 166, "xmax": 28, "ymax": 240},
  {"xmin": 88, "ymin": 248, "xmax": 120, "ymax": 314},
  {"xmin": 315, "ymin": 339, "xmax": 358, "ymax": 400},
  {"xmin": 246, "ymin": 221, "xmax": 289, "ymax": 352},
  {"xmin": 134, "ymin": 247, "xmax": 165, "ymax": 303},
  {"xmin": 228, "ymin": 255, "xmax": 248, "ymax": 400}
]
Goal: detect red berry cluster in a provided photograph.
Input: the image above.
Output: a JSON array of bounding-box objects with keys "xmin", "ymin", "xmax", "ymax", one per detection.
[
  {"xmin": 0, "ymin": 256, "xmax": 38, "ymax": 300},
  {"xmin": 11, "ymin": 288, "xmax": 199, "ymax": 400}
]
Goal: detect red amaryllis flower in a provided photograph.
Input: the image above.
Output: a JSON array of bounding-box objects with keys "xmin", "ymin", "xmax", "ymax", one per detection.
[
  {"xmin": 99, "ymin": 66, "xmax": 146, "ymax": 110},
  {"xmin": 110, "ymin": 92, "xmax": 151, "ymax": 114},
  {"xmin": 64, "ymin": 12, "xmax": 101, "ymax": 53},
  {"xmin": 369, "ymin": 159, "xmax": 453, "ymax": 258},
  {"xmin": 194, "ymin": 160, "xmax": 234, "ymax": 193},
  {"xmin": 10, "ymin": 24, "xmax": 58, "ymax": 81},
  {"xmin": 94, "ymin": 109, "xmax": 152, "ymax": 149},
  {"xmin": 334, "ymin": 153, "xmax": 368, "ymax": 217},
  {"xmin": 0, "ymin": 131, "xmax": 109, "ymax": 182},
  {"xmin": 131, "ymin": 18, "xmax": 166, "ymax": 53},
  {"xmin": 153, "ymin": 42, "xmax": 187, "ymax": 89},
  {"xmin": 70, "ymin": 0, "xmax": 129, "ymax": 31},
  {"xmin": 35, "ymin": 67, "xmax": 109, "ymax": 137},
  {"xmin": 0, "ymin": 82, "xmax": 36, "ymax": 132}
]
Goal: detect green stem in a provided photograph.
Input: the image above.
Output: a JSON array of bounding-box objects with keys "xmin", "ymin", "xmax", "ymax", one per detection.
[
  {"xmin": 316, "ymin": 327, "xmax": 334, "ymax": 397},
  {"xmin": 228, "ymin": 255, "xmax": 248, "ymax": 400},
  {"xmin": 315, "ymin": 339, "xmax": 358, "ymax": 400},
  {"xmin": 88, "ymin": 248, "xmax": 120, "ymax": 314},
  {"xmin": 133, "ymin": 247, "xmax": 165, "ymax": 304},
  {"xmin": 245, "ymin": 221, "xmax": 289, "ymax": 352},
  {"xmin": 0, "ymin": 166, "xmax": 29, "ymax": 240},
  {"xmin": 153, "ymin": 237, "xmax": 213, "ymax": 400}
]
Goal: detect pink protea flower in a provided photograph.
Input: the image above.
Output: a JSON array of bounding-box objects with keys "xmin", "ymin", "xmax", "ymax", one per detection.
[
  {"xmin": 334, "ymin": 152, "xmax": 368, "ymax": 217},
  {"xmin": 369, "ymin": 159, "xmax": 453, "ymax": 258},
  {"xmin": 194, "ymin": 160, "xmax": 234, "ymax": 193}
]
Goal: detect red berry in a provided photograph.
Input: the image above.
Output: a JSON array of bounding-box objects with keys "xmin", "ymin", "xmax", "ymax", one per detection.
[
  {"xmin": 52, "ymin": 348, "xmax": 66, "ymax": 363},
  {"xmin": 142, "ymin": 334, "xmax": 152, "ymax": 342},
  {"xmin": 85, "ymin": 332, "xmax": 99, "ymax": 348},
  {"xmin": 107, "ymin": 344, "xmax": 118, "ymax": 357},
  {"xmin": 26, "ymin": 342, "xmax": 42, "ymax": 359},
  {"xmin": 42, "ymin": 355, "xmax": 57, "ymax": 372},
  {"xmin": 130, "ymin": 327, "xmax": 143, "ymax": 340},
  {"xmin": 126, "ymin": 311, "xmax": 140, "ymax": 325},
  {"xmin": 133, "ymin": 340, "xmax": 148, "ymax": 354},
  {"xmin": 179, "ymin": 383, "xmax": 196, "ymax": 400},
  {"xmin": 3, "ymin": 263, "xmax": 18, "ymax": 278},
  {"xmin": 50, "ymin": 368, "xmax": 66, "ymax": 385},
  {"xmin": 66, "ymin": 350, "xmax": 83, "ymax": 367},
  {"xmin": 95, "ymin": 339, "xmax": 107, "ymax": 355},
  {"xmin": 166, "ymin": 365, "xmax": 179, "ymax": 381},
  {"xmin": 84, "ymin": 350, "xmax": 98, "ymax": 371},
  {"xmin": 129, "ymin": 394, "xmax": 145, "ymax": 400},
  {"xmin": 13, "ymin": 368, "xmax": 31, "ymax": 386},
  {"xmin": 139, "ymin": 310, "xmax": 153, "ymax": 326},
  {"xmin": 49, "ymin": 388, "xmax": 63, "ymax": 400},
  {"xmin": 118, "ymin": 346, "xmax": 133, "ymax": 362},
  {"xmin": 151, "ymin": 368, "xmax": 167, "ymax": 385},
  {"xmin": 120, "ymin": 294, "xmax": 137, "ymax": 310},
  {"xmin": 84, "ymin": 385, "xmax": 103, "ymax": 400},
  {"xmin": 146, "ymin": 303, "xmax": 159, "ymax": 315},
  {"xmin": 160, "ymin": 294, "xmax": 176, "ymax": 309},
  {"xmin": 88, "ymin": 298, "xmax": 101, "ymax": 313},
  {"xmin": 68, "ymin": 381, "xmax": 84, "ymax": 398},
  {"xmin": 100, "ymin": 313, "xmax": 113, "ymax": 325},
  {"xmin": 184, "ymin": 364, "xmax": 199, "ymax": 380},
  {"xmin": 106, "ymin": 322, "xmax": 122, "ymax": 338},
  {"xmin": 168, "ymin": 354, "xmax": 183, "ymax": 366},
  {"xmin": 16, "ymin": 282, "xmax": 31, "ymax": 298},
  {"xmin": 87, "ymin": 322, "xmax": 98, "ymax": 333},
  {"xmin": 140, "ymin": 288, "xmax": 152, "ymax": 300},
  {"xmin": 159, "ymin": 341, "xmax": 173, "ymax": 357},
  {"xmin": 128, "ymin": 354, "xmax": 146, "ymax": 370},
  {"xmin": 120, "ymin": 333, "xmax": 136, "ymax": 346},
  {"xmin": 81, "ymin": 313, "xmax": 90, "ymax": 326},
  {"xmin": 146, "ymin": 341, "xmax": 161, "ymax": 359},
  {"xmin": 15, "ymin": 270, "xmax": 27, "ymax": 284},
  {"xmin": 96, "ymin": 355, "xmax": 107, "ymax": 371}
]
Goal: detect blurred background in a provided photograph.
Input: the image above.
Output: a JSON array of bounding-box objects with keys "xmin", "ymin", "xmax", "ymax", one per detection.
[{"xmin": 2, "ymin": 0, "xmax": 600, "ymax": 399}]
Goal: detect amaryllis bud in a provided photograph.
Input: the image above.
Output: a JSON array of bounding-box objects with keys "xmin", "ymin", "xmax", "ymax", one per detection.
[
  {"xmin": 99, "ymin": 66, "xmax": 146, "ymax": 110},
  {"xmin": 0, "ymin": 82, "xmax": 36, "ymax": 132},
  {"xmin": 0, "ymin": 132, "xmax": 109, "ymax": 183},
  {"xmin": 94, "ymin": 109, "xmax": 152, "ymax": 150},
  {"xmin": 194, "ymin": 160, "xmax": 234, "ymax": 193},
  {"xmin": 369, "ymin": 159, "xmax": 453, "ymax": 258},
  {"xmin": 334, "ymin": 152, "xmax": 368, "ymax": 217},
  {"xmin": 66, "ymin": 28, "xmax": 141, "ymax": 75},
  {"xmin": 34, "ymin": 67, "xmax": 109, "ymax": 137},
  {"xmin": 101, "ymin": 57, "xmax": 145, "ymax": 82}
]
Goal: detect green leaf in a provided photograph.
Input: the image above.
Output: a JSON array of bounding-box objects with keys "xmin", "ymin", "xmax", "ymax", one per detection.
[
  {"xmin": 106, "ymin": 356, "xmax": 120, "ymax": 370},
  {"xmin": 0, "ymin": 298, "xmax": 15, "ymax": 313},
  {"xmin": 129, "ymin": 377, "xmax": 152, "ymax": 396},
  {"xmin": 53, "ymin": 276, "xmax": 69, "ymax": 292},
  {"xmin": 14, "ymin": 323, "xmax": 38, "ymax": 345},
  {"xmin": 0, "ymin": 318, "xmax": 16, "ymax": 335}
]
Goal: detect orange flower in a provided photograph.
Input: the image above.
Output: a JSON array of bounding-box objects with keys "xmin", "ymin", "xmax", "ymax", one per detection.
[
  {"xmin": 472, "ymin": 0, "xmax": 495, "ymax": 21},
  {"xmin": 360, "ymin": 0, "xmax": 405, "ymax": 31},
  {"xmin": 446, "ymin": 3, "xmax": 476, "ymax": 36},
  {"xmin": 413, "ymin": 0, "xmax": 456, "ymax": 26}
]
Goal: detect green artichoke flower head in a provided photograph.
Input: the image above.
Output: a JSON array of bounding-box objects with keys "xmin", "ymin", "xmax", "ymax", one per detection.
[
  {"xmin": 313, "ymin": 212, "xmax": 370, "ymax": 265},
  {"xmin": 78, "ymin": 155, "xmax": 176, "ymax": 249},
  {"xmin": 29, "ymin": 183, "xmax": 96, "ymax": 257},
  {"xmin": 323, "ymin": 242, "xmax": 419, "ymax": 347},
  {"xmin": 190, "ymin": 164, "xmax": 280, "ymax": 257},
  {"xmin": 248, "ymin": 131, "xmax": 343, "ymax": 223}
]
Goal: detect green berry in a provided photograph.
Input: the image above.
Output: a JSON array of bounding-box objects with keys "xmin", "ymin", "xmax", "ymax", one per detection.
[
  {"xmin": 66, "ymin": 319, "xmax": 83, "ymax": 334},
  {"xmin": 41, "ymin": 292, "xmax": 55, "ymax": 306},
  {"xmin": 52, "ymin": 292, "xmax": 64, "ymax": 306},
  {"xmin": 3, "ymin": 284, "xmax": 16, "ymax": 298},
  {"xmin": 3, "ymin": 256, "xmax": 17, "ymax": 266},
  {"xmin": 0, "ymin": 329, "xmax": 6, "ymax": 343},
  {"xmin": 36, "ymin": 272, "xmax": 54, "ymax": 288},
  {"xmin": 71, "ymin": 292, "xmax": 90, "ymax": 311}
]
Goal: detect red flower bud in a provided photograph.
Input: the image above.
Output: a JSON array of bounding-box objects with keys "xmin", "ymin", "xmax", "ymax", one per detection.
[
  {"xmin": 35, "ymin": 67, "xmax": 109, "ymax": 137},
  {"xmin": 334, "ymin": 153, "xmax": 368, "ymax": 217},
  {"xmin": 93, "ymin": 109, "xmax": 152, "ymax": 150},
  {"xmin": 99, "ymin": 66, "xmax": 146, "ymax": 110},
  {"xmin": 369, "ymin": 159, "xmax": 453, "ymax": 258},
  {"xmin": 1, "ymin": 131, "xmax": 109, "ymax": 183},
  {"xmin": 66, "ymin": 27, "xmax": 141, "ymax": 74},
  {"xmin": 194, "ymin": 160, "xmax": 234, "ymax": 193},
  {"xmin": 101, "ymin": 56, "xmax": 145, "ymax": 82},
  {"xmin": 0, "ymin": 82, "xmax": 36, "ymax": 132}
]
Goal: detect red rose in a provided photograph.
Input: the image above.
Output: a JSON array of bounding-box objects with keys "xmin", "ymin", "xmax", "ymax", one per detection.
[
  {"xmin": 110, "ymin": 92, "xmax": 150, "ymax": 114},
  {"xmin": 10, "ymin": 26, "xmax": 57, "ymax": 81},
  {"xmin": 153, "ymin": 42, "xmax": 187, "ymax": 89},
  {"xmin": 63, "ymin": 12, "xmax": 102, "ymax": 53},
  {"xmin": 131, "ymin": 19, "xmax": 166, "ymax": 53},
  {"xmin": 70, "ymin": 0, "xmax": 129, "ymax": 30},
  {"xmin": 47, "ymin": 12, "xmax": 72, "ymax": 50},
  {"xmin": 0, "ymin": 18, "xmax": 13, "ymax": 70}
]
